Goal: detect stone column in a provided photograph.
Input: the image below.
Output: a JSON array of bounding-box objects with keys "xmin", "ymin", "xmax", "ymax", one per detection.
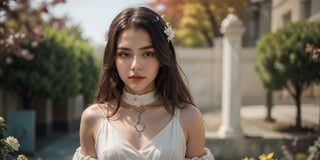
[
  {"xmin": 218, "ymin": 8, "xmax": 245, "ymax": 138},
  {"xmin": 213, "ymin": 38, "xmax": 222, "ymax": 108}
]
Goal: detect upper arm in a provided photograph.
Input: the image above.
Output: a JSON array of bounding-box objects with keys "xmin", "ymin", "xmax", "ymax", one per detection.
[
  {"xmin": 180, "ymin": 105, "xmax": 206, "ymax": 158},
  {"xmin": 79, "ymin": 105, "xmax": 100, "ymax": 158}
]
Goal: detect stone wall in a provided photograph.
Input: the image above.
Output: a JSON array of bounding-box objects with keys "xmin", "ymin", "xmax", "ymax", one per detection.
[{"xmin": 176, "ymin": 39, "xmax": 320, "ymax": 111}]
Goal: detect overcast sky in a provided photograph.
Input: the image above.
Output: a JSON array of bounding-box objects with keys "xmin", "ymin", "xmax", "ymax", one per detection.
[{"xmin": 40, "ymin": 0, "xmax": 151, "ymax": 45}]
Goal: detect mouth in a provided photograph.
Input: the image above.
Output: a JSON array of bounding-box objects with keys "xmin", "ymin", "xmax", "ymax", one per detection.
[{"xmin": 129, "ymin": 75, "xmax": 145, "ymax": 82}]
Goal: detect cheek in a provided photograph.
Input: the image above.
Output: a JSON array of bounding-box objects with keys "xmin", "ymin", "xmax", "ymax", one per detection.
[
  {"xmin": 115, "ymin": 60, "xmax": 125, "ymax": 75},
  {"xmin": 115, "ymin": 57, "xmax": 126, "ymax": 68},
  {"xmin": 150, "ymin": 61, "xmax": 160, "ymax": 75}
]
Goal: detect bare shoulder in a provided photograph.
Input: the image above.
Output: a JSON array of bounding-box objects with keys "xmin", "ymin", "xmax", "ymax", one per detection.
[
  {"xmin": 79, "ymin": 103, "xmax": 105, "ymax": 157},
  {"xmin": 180, "ymin": 103, "xmax": 203, "ymax": 124},
  {"xmin": 179, "ymin": 104, "xmax": 206, "ymax": 157},
  {"xmin": 79, "ymin": 103, "xmax": 105, "ymax": 144},
  {"xmin": 81, "ymin": 103, "xmax": 104, "ymax": 127},
  {"xmin": 179, "ymin": 103, "xmax": 205, "ymax": 135}
]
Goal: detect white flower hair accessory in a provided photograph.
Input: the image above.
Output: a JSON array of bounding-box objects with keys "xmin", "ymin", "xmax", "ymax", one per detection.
[{"xmin": 164, "ymin": 23, "xmax": 175, "ymax": 42}]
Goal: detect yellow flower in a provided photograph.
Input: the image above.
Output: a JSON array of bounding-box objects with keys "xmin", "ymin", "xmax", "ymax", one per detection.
[
  {"xmin": 242, "ymin": 157, "xmax": 250, "ymax": 160},
  {"xmin": 17, "ymin": 154, "xmax": 28, "ymax": 160},
  {"xmin": 0, "ymin": 116, "xmax": 4, "ymax": 123},
  {"xmin": 259, "ymin": 152, "xmax": 275, "ymax": 160},
  {"xmin": 5, "ymin": 136, "xmax": 20, "ymax": 151}
]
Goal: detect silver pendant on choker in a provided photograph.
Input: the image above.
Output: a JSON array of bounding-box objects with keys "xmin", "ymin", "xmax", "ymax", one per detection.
[
  {"xmin": 135, "ymin": 121, "xmax": 145, "ymax": 132},
  {"xmin": 134, "ymin": 105, "xmax": 146, "ymax": 134}
]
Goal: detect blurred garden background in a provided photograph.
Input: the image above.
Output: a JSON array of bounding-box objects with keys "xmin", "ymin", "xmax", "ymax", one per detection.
[{"xmin": 0, "ymin": 0, "xmax": 319, "ymax": 159}]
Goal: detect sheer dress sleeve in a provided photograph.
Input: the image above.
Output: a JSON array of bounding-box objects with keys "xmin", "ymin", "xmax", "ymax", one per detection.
[
  {"xmin": 185, "ymin": 148, "xmax": 215, "ymax": 160},
  {"xmin": 72, "ymin": 147, "xmax": 97, "ymax": 160}
]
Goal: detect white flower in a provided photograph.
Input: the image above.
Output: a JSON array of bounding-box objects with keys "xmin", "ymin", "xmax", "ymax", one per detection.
[
  {"xmin": 164, "ymin": 23, "xmax": 175, "ymax": 42},
  {"xmin": 0, "ymin": 116, "xmax": 4, "ymax": 123},
  {"xmin": 5, "ymin": 136, "xmax": 20, "ymax": 151},
  {"xmin": 17, "ymin": 154, "xmax": 28, "ymax": 160}
]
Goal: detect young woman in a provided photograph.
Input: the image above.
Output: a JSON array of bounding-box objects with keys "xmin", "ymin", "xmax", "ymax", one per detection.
[{"xmin": 72, "ymin": 6, "xmax": 215, "ymax": 160}]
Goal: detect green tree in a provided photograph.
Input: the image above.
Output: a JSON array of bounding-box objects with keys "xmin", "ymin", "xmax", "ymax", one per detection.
[
  {"xmin": 63, "ymin": 24, "xmax": 100, "ymax": 104},
  {"xmin": 42, "ymin": 27, "xmax": 82, "ymax": 104},
  {"xmin": 74, "ymin": 40, "xmax": 100, "ymax": 104},
  {"xmin": 0, "ymin": 26, "xmax": 83, "ymax": 109},
  {"xmin": 255, "ymin": 21, "xmax": 320, "ymax": 129}
]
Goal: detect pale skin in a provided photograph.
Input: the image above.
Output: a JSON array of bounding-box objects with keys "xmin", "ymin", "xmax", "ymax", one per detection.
[{"xmin": 79, "ymin": 28, "xmax": 206, "ymax": 158}]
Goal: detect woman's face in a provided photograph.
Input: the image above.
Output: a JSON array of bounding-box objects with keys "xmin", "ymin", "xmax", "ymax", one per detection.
[{"xmin": 115, "ymin": 28, "xmax": 160, "ymax": 95}]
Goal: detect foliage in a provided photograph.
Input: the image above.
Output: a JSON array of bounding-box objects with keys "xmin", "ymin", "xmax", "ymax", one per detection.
[
  {"xmin": 242, "ymin": 137, "xmax": 320, "ymax": 160},
  {"xmin": 305, "ymin": 44, "xmax": 320, "ymax": 67},
  {"xmin": 39, "ymin": 27, "xmax": 82, "ymax": 104},
  {"xmin": 0, "ymin": 24, "xmax": 98, "ymax": 109},
  {"xmin": 306, "ymin": 137, "xmax": 320, "ymax": 160},
  {"xmin": 281, "ymin": 137, "xmax": 320, "ymax": 160},
  {"xmin": 73, "ymin": 39, "xmax": 100, "ymax": 104},
  {"xmin": 61, "ymin": 24, "xmax": 100, "ymax": 103},
  {"xmin": 0, "ymin": 0, "xmax": 99, "ymax": 110},
  {"xmin": 255, "ymin": 31, "xmax": 285, "ymax": 91},
  {"xmin": 255, "ymin": 21, "xmax": 320, "ymax": 129},
  {"xmin": 0, "ymin": 47, "xmax": 52, "ymax": 110},
  {"xmin": 0, "ymin": 0, "xmax": 65, "ymax": 60},
  {"xmin": 0, "ymin": 116, "xmax": 27, "ymax": 160},
  {"xmin": 148, "ymin": 0, "xmax": 250, "ymax": 47}
]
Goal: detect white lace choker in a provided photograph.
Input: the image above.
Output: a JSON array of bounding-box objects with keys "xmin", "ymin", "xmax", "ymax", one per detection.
[{"xmin": 122, "ymin": 90, "xmax": 157, "ymax": 107}]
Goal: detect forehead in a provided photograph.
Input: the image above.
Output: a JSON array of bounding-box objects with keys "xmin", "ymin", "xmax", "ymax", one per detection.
[{"xmin": 117, "ymin": 28, "xmax": 152, "ymax": 48}]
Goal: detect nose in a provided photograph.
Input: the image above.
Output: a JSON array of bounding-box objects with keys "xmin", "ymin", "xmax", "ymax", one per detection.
[{"xmin": 130, "ymin": 55, "xmax": 142, "ymax": 71}]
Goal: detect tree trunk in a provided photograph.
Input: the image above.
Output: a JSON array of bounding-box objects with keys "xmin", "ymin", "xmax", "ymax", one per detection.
[
  {"xmin": 294, "ymin": 85, "xmax": 302, "ymax": 129},
  {"xmin": 201, "ymin": 28, "xmax": 213, "ymax": 47},
  {"xmin": 201, "ymin": 0, "xmax": 222, "ymax": 38},
  {"xmin": 265, "ymin": 91, "xmax": 275, "ymax": 122}
]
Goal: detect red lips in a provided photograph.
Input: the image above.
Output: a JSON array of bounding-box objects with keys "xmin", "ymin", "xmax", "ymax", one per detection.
[{"xmin": 129, "ymin": 75, "xmax": 145, "ymax": 82}]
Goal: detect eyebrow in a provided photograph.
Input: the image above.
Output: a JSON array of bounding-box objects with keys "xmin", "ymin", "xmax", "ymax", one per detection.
[{"xmin": 117, "ymin": 45, "xmax": 154, "ymax": 51}]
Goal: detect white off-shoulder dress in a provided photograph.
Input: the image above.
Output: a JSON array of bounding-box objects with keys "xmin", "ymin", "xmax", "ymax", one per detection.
[{"xmin": 72, "ymin": 109, "xmax": 215, "ymax": 160}]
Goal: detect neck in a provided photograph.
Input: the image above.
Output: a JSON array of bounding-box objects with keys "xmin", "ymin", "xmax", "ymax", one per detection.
[{"xmin": 122, "ymin": 90, "xmax": 157, "ymax": 107}]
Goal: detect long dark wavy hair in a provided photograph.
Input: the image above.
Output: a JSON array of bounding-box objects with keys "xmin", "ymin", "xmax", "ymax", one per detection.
[{"xmin": 94, "ymin": 6, "xmax": 194, "ymax": 115}]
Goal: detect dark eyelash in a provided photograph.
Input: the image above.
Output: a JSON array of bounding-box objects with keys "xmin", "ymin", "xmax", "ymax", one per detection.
[
  {"xmin": 117, "ymin": 52, "xmax": 129, "ymax": 57},
  {"xmin": 145, "ymin": 52, "xmax": 155, "ymax": 56}
]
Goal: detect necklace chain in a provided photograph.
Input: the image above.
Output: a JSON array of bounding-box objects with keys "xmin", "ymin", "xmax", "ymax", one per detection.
[
  {"xmin": 121, "ymin": 90, "xmax": 157, "ymax": 136},
  {"xmin": 134, "ymin": 106, "xmax": 147, "ymax": 134}
]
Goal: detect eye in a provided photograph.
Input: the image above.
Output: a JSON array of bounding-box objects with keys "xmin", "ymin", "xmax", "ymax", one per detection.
[
  {"xmin": 117, "ymin": 52, "xmax": 130, "ymax": 57},
  {"xmin": 143, "ymin": 51, "xmax": 155, "ymax": 57}
]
